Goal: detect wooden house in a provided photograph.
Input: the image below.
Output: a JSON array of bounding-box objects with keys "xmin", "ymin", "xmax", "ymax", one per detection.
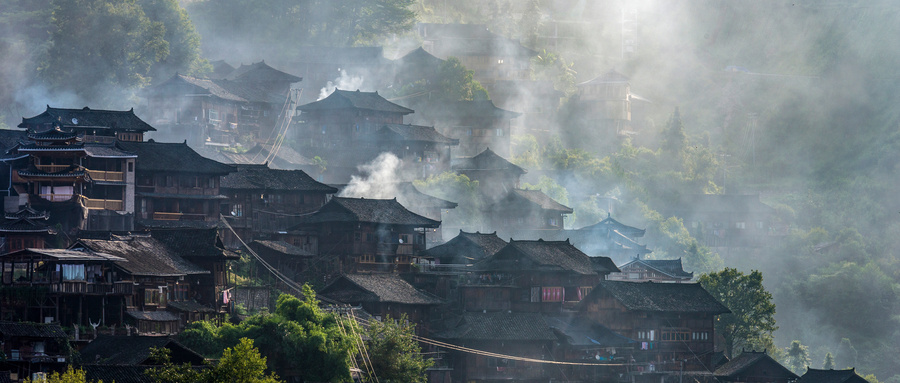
[
  {"xmin": 78, "ymin": 335, "xmax": 205, "ymax": 366},
  {"xmin": 797, "ymin": 368, "xmax": 869, "ymax": 383},
  {"xmin": 487, "ymin": 189, "xmax": 573, "ymax": 239},
  {"xmin": 389, "ymin": 47, "xmax": 445, "ymax": 89},
  {"xmin": 575, "ymin": 70, "xmax": 633, "ymax": 136},
  {"xmin": 578, "ymin": 281, "xmax": 730, "ymax": 372},
  {"xmin": 568, "ymin": 214, "xmax": 649, "ymax": 262},
  {"xmin": 461, "ymin": 239, "xmax": 619, "ymax": 313},
  {"xmin": 0, "ymin": 321, "xmax": 70, "ymax": 381},
  {"xmin": 451, "ymin": 148, "xmax": 526, "ymax": 199},
  {"xmin": 713, "ymin": 350, "xmax": 798, "ymax": 382},
  {"xmin": 0, "ymin": 207, "xmax": 56, "ymax": 254},
  {"xmin": 219, "ymin": 164, "xmax": 337, "ymax": 248},
  {"xmin": 419, "ymin": 230, "xmax": 507, "ymax": 266},
  {"xmin": 116, "ymin": 140, "xmax": 234, "ymax": 229},
  {"xmin": 288, "ymin": 197, "xmax": 440, "ymax": 278},
  {"xmin": 662, "ymin": 194, "xmax": 782, "ymax": 248},
  {"xmin": 607, "ymin": 257, "xmax": 694, "ymax": 283},
  {"xmin": 248, "ymin": 240, "xmax": 314, "ymax": 285},
  {"xmin": 543, "ymin": 314, "xmax": 636, "ymax": 381},
  {"xmin": 18, "ymin": 106, "xmax": 155, "ymax": 143},
  {"xmin": 409, "ymin": 100, "xmax": 520, "ymax": 158},
  {"xmin": 317, "ymin": 273, "xmax": 442, "ymax": 334}
]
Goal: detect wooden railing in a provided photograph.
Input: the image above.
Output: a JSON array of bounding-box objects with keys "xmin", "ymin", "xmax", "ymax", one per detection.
[
  {"xmin": 86, "ymin": 169, "xmax": 125, "ymax": 182},
  {"xmin": 35, "ymin": 164, "xmax": 74, "ymax": 172},
  {"xmin": 38, "ymin": 194, "xmax": 75, "ymax": 202},
  {"xmin": 80, "ymin": 196, "xmax": 124, "ymax": 211},
  {"xmin": 153, "ymin": 212, "xmax": 207, "ymax": 221}
]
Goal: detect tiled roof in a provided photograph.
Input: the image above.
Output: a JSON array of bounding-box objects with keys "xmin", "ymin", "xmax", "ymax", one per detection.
[
  {"xmin": 478, "ymin": 239, "xmax": 602, "ymax": 275},
  {"xmin": 83, "ymin": 144, "xmax": 137, "ymax": 159},
  {"xmin": 117, "ymin": 140, "xmax": 235, "ymax": 175},
  {"xmin": 167, "ymin": 300, "xmax": 217, "ymax": 313},
  {"xmin": 429, "ymin": 100, "xmax": 521, "ymax": 119},
  {"xmin": 589, "ymin": 281, "xmax": 730, "ymax": 314},
  {"xmin": 0, "ymin": 129, "xmax": 27, "ymax": 152},
  {"xmin": 421, "ymin": 230, "xmax": 506, "ymax": 263},
  {"xmin": 297, "ymin": 89, "xmax": 413, "ymax": 114},
  {"xmin": 334, "ymin": 182, "xmax": 457, "ymax": 210},
  {"xmin": 578, "ymin": 214, "xmax": 645, "ymax": 238},
  {"xmin": 126, "ymin": 310, "xmax": 181, "ymax": 322},
  {"xmin": 395, "ymin": 47, "xmax": 445, "ymax": 67},
  {"xmin": 0, "ymin": 321, "xmax": 67, "ymax": 338},
  {"xmin": 78, "ymin": 335, "xmax": 204, "ymax": 365},
  {"xmin": 19, "ymin": 106, "xmax": 156, "ymax": 132},
  {"xmin": 220, "ymin": 164, "xmax": 337, "ymax": 192},
  {"xmin": 504, "ymin": 189, "xmax": 573, "ymax": 213},
  {"xmin": 198, "ymin": 143, "xmax": 313, "ymax": 168},
  {"xmin": 435, "ymin": 312, "xmax": 557, "ymax": 341},
  {"xmin": 714, "ymin": 351, "xmax": 798, "ymax": 380},
  {"xmin": 3, "ymin": 248, "xmax": 125, "ymax": 262},
  {"xmin": 150, "ymin": 228, "xmax": 235, "ymax": 259},
  {"xmin": 5, "ymin": 206, "xmax": 49, "ymax": 220},
  {"xmin": 319, "ymin": 274, "xmax": 443, "ymax": 305},
  {"xmin": 589, "ymin": 256, "xmax": 621, "ymax": 274},
  {"xmin": 290, "ymin": 197, "xmax": 440, "ymax": 227},
  {"xmin": 0, "ymin": 217, "xmax": 55, "ymax": 233},
  {"xmin": 452, "ymin": 148, "xmax": 525, "ymax": 174},
  {"xmin": 78, "ymin": 235, "xmax": 208, "ymax": 277},
  {"xmin": 81, "ymin": 365, "xmax": 154, "ymax": 383},
  {"xmin": 251, "ymin": 240, "xmax": 314, "ymax": 257},
  {"xmin": 797, "ymin": 368, "xmax": 868, "ymax": 383},
  {"xmin": 208, "ymin": 60, "xmax": 236, "ymax": 79},
  {"xmin": 376, "ymin": 124, "xmax": 458, "ymax": 145},
  {"xmin": 619, "ymin": 258, "xmax": 693, "ymax": 279},
  {"xmin": 225, "ymin": 60, "xmax": 302, "ymax": 83}
]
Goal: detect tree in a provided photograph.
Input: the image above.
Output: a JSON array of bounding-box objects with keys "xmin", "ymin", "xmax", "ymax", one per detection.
[
  {"xmin": 785, "ymin": 340, "xmax": 810, "ymax": 375},
  {"xmin": 146, "ymin": 338, "xmax": 281, "ymax": 383},
  {"xmin": 25, "ymin": 366, "xmax": 103, "ymax": 383},
  {"xmin": 835, "ymin": 338, "xmax": 858, "ymax": 369},
  {"xmin": 823, "ymin": 352, "xmax": 835, "ymax": 369},
  {"xmin": 659, "ymin": 107, "xmax": 687, "ymax": 161},
  {"xmin": 436, "ymin": 57, "xmax": 489, "ymax": 102},
  {"xmin": 362, "ymin": 315, "xmax": 433, "ymax": 383},
  {"xmin": 698, "ymin": 268, "xmax": 777, "ymax": 358}
]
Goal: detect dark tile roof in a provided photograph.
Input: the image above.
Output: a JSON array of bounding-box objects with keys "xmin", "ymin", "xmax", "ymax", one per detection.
[
  {"xmin": 5, "ymin": 206, "xmax": 49, "ymax": 220},
  {"xmin": 251, "ymin": 240, "xmax": 314, "ymax": 257},
  {"xmin": 503, "ymin": 189, "xmax": 573, "ymax": 213},
  {"xmin": 208, "ymin": 60, "xmax": 237, "ymax": 79},
  {"xmin": 0, "ymin": 321, "xmax": 67, "ymax": 338},
  {"xmin": 589, "ymin": 256, "xmax": 621, "ymax": 274},
  {"xmin": 478, "ymin": 239, "xmax": 601, "ymax": 275},
  {"xmin": 290, "ymin": 197, "xmax": 440, "ymax": 227},
  {"xmin": 83, "ymin": 144, "xmax": 137, "ymax": 159},
  {"xmin": 544, "ymin": 315, "xmax": 636, "ymax": 348},
  {"xmin": 376, "ymin": 124, "xmax": 458, "ymax": 145},
  {"xmin": 435, "ymin": 312, "xmax": 557, "ymax": 341},
  {"xmin": 167, "ymin": 300, "xmax": 217, "ymax": 313},
  {"xmin": 77, "ymin": 235, "xmax": 208, "ymax": 277},
  {"xmin": 0, "ymin": 129, "xmax": 27, "ymax": 152},
  {"xmin": 334, "ymin": 182, "xmax": 457, "ymax": 210},
  {"xmin": 429, "ymin": 100, "xmax": 521, "ymax": 119},
  {"xmin": 151, "ymin": 74, "xmax": 288, "ymax": 105},
  {"xmin": 319, "ymin": 274, "xmax": 443, "ymax": 305},
  {"xmin": 297, "ymin": 89, "xmax": 413, "ymax": 114},
  {"xmin": 198, "ymin": 143, "xmax": 313, "ymax": 168},
  {"xmin": 588, "ymin": 281, "xmax": 730, "ymax": 314},
  {"xmin": 394, "ymin": 47, "xmax": 445, "ymax": 67},
  {"xmin": 578, "ymin": 214, "xmax": 645, "ymax": 238},
  {"xmin": 126, "ymin": 310, "xmax": 181, "ymax": 322},
  {"xmin": 150, "ymin": 228, "xmax": 235, "ymax": 259},
  {"xmin": 81, "ymin": 365, "xmax": 154, "ymax": 383},
  {"xmin": 225, "ymin": 60, "xmax": 301, "ymax": 84},
  {"xmin": 619, "ymin": 258, "xmax": 693, "ymax": 279},
  {"xmin": 452, "ymin": 148, "xmax": 526, "ymax": 174},
  {"xmin": 136, "ymin": 219, "xmax": 224, "ymax": 230},
  {"xmin": 421, "ymin": 230, "xmax": 507, "ymax": 264},
  {"xmin": 117, "ymin": 140, "xmax": 235, "ymax": 175},
  {"xmin": 714, "ymin": 351, "xmax": 798, "ymax": 380},
  {"xmin": 19, "ymin": 106, "xmax": 156, "ymax": 132},
  {"xmin": 220, "ymin": 164, "xmax": 337, "ymax": 193},
  {"xmin": 797, "ymin": 368, "xmax": 868, "ymax": 383},
  {"xmin": 577, "ymin": 70, "xmax": 630, "ymax": 86},
  {"xmin": 78, "ymin": 335, "xmax": 204, "ymax": 365},
  {"xmin": 0, "ymin": 217, "xmax": 55, "ymax": 233}
]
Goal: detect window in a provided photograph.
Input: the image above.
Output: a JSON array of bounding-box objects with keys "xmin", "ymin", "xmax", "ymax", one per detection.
[
  {"xmin": 756, "ymin": 221, "xmax": 764, "ymax": 229},
  {"xmin": 231, "ymin": 204, "xmax": 243, "ymax": 217},
  {"xmin": 495, "ymin": 129, "xmax": 504, "ymax": 137},
  {"xmin": 636, "ymin": 330, "xmax": 655, "ymax": 341},
  {"xmin": 208, "ymin": 109, "xmax": 219, "ymax": 122},
  {"xmin": 541, "ymin": 287, "xmax": 564, "ymax": 302},
  {"xmin": 358, "ymin": 254, "xmax": 375, "ymax": 263},
  {"xmin": 691, "ymin": 331, "xmax": 709, "ymax": 341},
  {"xmin": 128, "ymin": 162, "xmax": 133, "ymax": 172},
  {"xmin": 549, "ymin": 217, "xmax": 559, "ymax": 226},
  {"xmin": 577, "ymin": 286, "xmax": 592, "ymax": 300},
  {"xmin": 661, "ymin": 329, "xmax": 691, "ymax": 341},
  {"xmin": 735, "ymin": 222, "xmax": 746, "ymax": 229},
  {"xmin": 354, "ymin": 232, "xmax": 362, "ymax": 242}
]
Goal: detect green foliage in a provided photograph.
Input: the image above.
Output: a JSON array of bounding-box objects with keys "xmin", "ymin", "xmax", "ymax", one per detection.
[
  {"xmin": 363, "ymin": 315, "xmax": 433, "ymax": 383},
  {"xmin": 823, "ymin": 352, "xmax": 835, "ymax": 369},
  {"xmin": 25, "ymin": 366, "xmax": 102, "ymax": 383},
  {"xmin": 146, "ymin": 338, "xmax": 281, "ymax": 383},
  {"xmin": 785, "ymin": 340, "xmax": 810, "ymax": 375},
  {"xmin": 835, "ymin": 338, "xmax": 858, "ymax": 370},
  {"xmin": 659, "ymin": 108, "xmax": 687, "ymax": 161},
  {"xmin": 531, "ymin": 49, "xmax": 576, "ymax": 97},
  {"xmin": 437, "ymin": 57, "xmax": 489, "ymax": 101},
  {"xmin": 698, "ymin": 268, "xmax": 777, "ymax": 358},
  {"xmin": 414, "ymin": 172, "xmax": 483, "ymax": 230}
]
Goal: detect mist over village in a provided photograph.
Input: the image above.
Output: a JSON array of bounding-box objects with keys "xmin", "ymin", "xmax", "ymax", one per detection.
[{"xmin": 0, "ymin": 1, "xmax": 898, "ymax": 382}]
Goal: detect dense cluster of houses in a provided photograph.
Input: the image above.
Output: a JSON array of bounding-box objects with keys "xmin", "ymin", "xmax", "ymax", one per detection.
[{"xmin": 0, "ymin": 22, "xmax": 812, "ymax": 383}]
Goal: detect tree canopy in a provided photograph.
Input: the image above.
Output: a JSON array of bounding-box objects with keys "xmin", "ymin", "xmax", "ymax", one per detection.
[
  {"xmin": 362, "ymin": 315, "xmax": 433, "ymax": 383},
  {"xmin": 698, "ymin": 268, "xmax": 777, "ymax": 358}
]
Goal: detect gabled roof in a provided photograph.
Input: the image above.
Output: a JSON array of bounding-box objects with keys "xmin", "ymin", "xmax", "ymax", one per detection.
[
  {"xmin": 435, "ymin": 312, "xmax": 557, "ymax": 341},
  {"xmin": 0, "ymin": 321, "xmax": 67, "ymax": 338},
  {"xmin": 333, "ymin": 182, "xmax": 457, "ymax": 210},
  {"xmin": 5, "ymin": 206, "xmax": 48, "ymax": 220},
  {"xmin": 290, "ymin": 197, "xmax": 440, "ymax": 227},
  {"xmin": 1, "ymin": 248, "xmax": 125, "ymax": 262},
  {"xmin": 452, "ymin": 148, "xmax": 526, "ymax": 174},
  {"xmin": 376, "ymin": 124, "xmax": 459, "ymax": 145},
  {"xmin": 297, "ymin": 89, "xmax": 413, "ymax": 114},
  {"xmin": 117, "ymin": 140, "xmax": 235, "ymax": 175},
  {"xmin": 319, "ymin": 273, "xmax": 443, "ymax": 305},
  {"xmin": 251, "ymin": 240, "xmax": 314, "ymax": 257},
  {"xmin": 499, "ymin": 189, "xmax": 574, "ymax": 213},
  {"xmin": 426, "ymin": 100, "xmax": 521, "ymax": 119},
  {"xmin": 617, "ymin": 258, "xmax": 693, "ymax": 279},
  {"xmin": 19, "ymin": 106, "xmax": 157, "ymax": 132},
  {"xmin": 577, "ymin": 70, "xmax": 630, "ymax": 86},
  {"xmin": 83, "ymin": 143, "xmax": 137, "ymax": 159},
  {"xmin": 797, "ymin": 368, "xmax": 868, "ymax": 383},
  {"xmin": 148, "ymin": 74, "xmax": 286, "ymax": 104},
  {"xmin": 77, "ymin": 235, "xmax": 208, "ymax": 277},
  {"xmin": 225, "ymin": 60, "xmax": 302, "ymax": 84},
  {"xmin": 208, "ymin": 59, "xmax": 236, "ymax": 79},
  {"xmin": 478, "ymin": 239, "xmax": 612, "ymax": 275},
  {"xmin": 151, "ymin": 228, "xmax": 236, "ymax": 259},
  {"xmin": 395, "ymin": 47, "xmax": 445, "ymax": 67},
  {"xmin": 586, "ymin": 281, "xmax": 730, "ymax": 314},
  {"xmin": 420, "ymin": 230, "xmax": 507, "ymax": 263},
  {"xmin": 0, "ymin": 129, "xmax": 27, "ymax": 152},
  {"xmin": 78, "ymin": 335, "xmax": 205, "ymax": 365},
  {"xmin": 714, "ymin": 351, "xmax": 798, "ymax": 380},
  {"xmin": 220, "ymin": 164, "xmax": 337, "ymax": 193},
  {"xmin": 578, "ymin": 214, "xmax": 645, "ymax": 238}
]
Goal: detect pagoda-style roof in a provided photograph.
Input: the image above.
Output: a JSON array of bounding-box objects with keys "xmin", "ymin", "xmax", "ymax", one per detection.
[
  {"xmin": 496, "ymin": 189, "xmax": 573, "ymax": 213},
  {"xmin": 584, "ymin": 281, "xmax": 730, "ymax": 314},
  {"xmin": 375, "ymin": 124, "xmax": 459, "ymax": 145},
  {"xmin": 452, "ymin": 147, "xmax": 526, "ymax": 174},
  {"xmin": 0, "ymin": 217, "xmax": 55, "ymax": 234},
  {"xmin": 478, "ymin": 239, "xmax": 617, "ymax": 275},
  {"xmin": 19, "ymin": 106, "xmax": 156, "ymax": 132},
  {"xmin": 76, "ymin": 235, "xmax": 208, "ymax": 277},
  {"xmin": 577, "ymin": 70, "xmax": 630, "ymax": 86},
  {"xmin": 617, "ymin": 258, "xmax": 693, "ymax": 280},
  {"xmin": 117, "ymin": 140, "xmax": 235, "ymax": 175},
  {"xmin": 435, "ymin": 312, "xmax": 557, "ymax": 341},
  {"xmin": 5, "ymin": 206, "xmax": 49, "ymax": 220},
  {"xmin": 225, "ymin": 60, "xmax": 302, "ymax": 84},
  {"xmin": 290, "ymin": 197, "xmax": 440, "ymax": 228},
  {"xmin": 420, "ymin": 230, "xmax": 507, "ymax": 264},
  {"xmin": 714, "ymin": 350, "xmax": 798, "ymax": 381},
  {"xmin": 220, "ymin": 164, "xmax": 337, "ymax": 193},
  {"xmin": 296, "ymin": 89, "xmax": 414, "ymax": 115},
  {"xmin": 26, "ymin": 125, "xmax": 78, "ymax": 141},
  {"xmin": 578, "ymin": 214, "xmax": 645, "ymax": 238},
  {"xmin": 319, "ymin": 273, "xmax": 443, "ymax": 306},
  {"xmin": 83, "ymin": 143, "xmax": 137, "ymax": 159},
  {"xmin": 797, "ymin": 368, "xmax": 868, "ymax": 383}
]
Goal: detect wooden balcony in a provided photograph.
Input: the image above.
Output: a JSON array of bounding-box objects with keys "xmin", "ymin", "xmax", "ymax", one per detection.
[
  {"xmin": 80, "ymin": 196, "xmax": 124, "ymax": 211},
  {"xmin": 37, "ymin": 194, "xmax": 75, "ymax": 202},
  {"xmin": 47, "ymin": 281, "xmax": 134, "ymax": 295},
  {"xmin": 35, "ymin": 164, "xmax": 75, "ymax": 173},
  {"xmin": 152, "ymin": 212, "xmax": 208, "ymax": 221},
  {"xmin": 86, "ymin": 169, "xmax": 125, "ymax": 182}
]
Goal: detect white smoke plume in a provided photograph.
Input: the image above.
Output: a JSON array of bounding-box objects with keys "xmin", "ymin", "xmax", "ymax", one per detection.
[
  {"xmin": 339, "ymin": 152, "xmax": 402, "ymax": 199},
  {"xmin": 317, "ymin": 70, "xmax": 365, "ymax": 100}
]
